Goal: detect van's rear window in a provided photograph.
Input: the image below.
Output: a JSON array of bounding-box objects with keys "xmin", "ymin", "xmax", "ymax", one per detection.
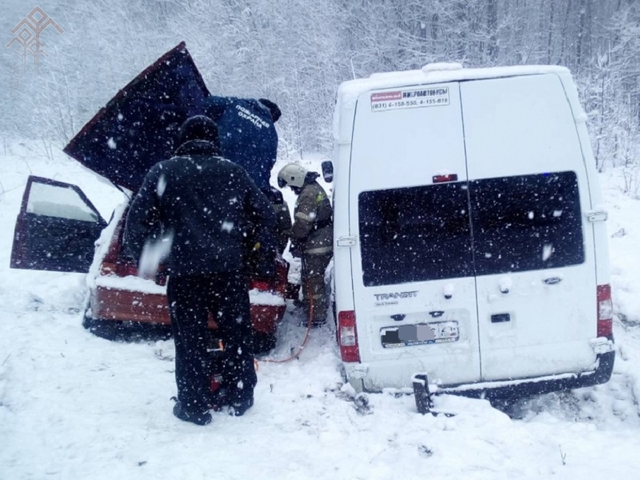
[
  {"xmin": 470, "ymin": 171, "xmax": 584, "ymax": 275},
  {"xmin": 358, "ymin": 171, "xmax": 584, "ymax": 286},
  {"xmin": 359, "ymin": 183, "xmax": 473, "ymax": 287}
]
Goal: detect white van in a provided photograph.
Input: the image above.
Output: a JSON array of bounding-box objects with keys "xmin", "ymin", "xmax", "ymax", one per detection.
[{"xmin": 331, "ymin": 64, "xmax": 615, "ymax": 397}]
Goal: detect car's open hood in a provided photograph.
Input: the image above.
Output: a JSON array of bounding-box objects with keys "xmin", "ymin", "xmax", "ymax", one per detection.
[{"xmin": 63, "ymin": 42, "xmax": 210, "ymax": 192}]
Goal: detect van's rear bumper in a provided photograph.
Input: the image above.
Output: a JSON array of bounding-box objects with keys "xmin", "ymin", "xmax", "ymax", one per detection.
[
  {"xmin": 439, "ymin": 351, "xmax": 615, "ymax": 401},
  {"xmin": 345, "ymin": 350, "xmax": 615, "ymax": 399}
]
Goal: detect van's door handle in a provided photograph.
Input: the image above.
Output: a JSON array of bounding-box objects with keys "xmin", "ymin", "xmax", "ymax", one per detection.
[
  {"xmin": 336, "ymin": 236, "xmax": 357, "ymax": 247},
  {"xmin": 491, "ymin": 313, "xmax": 511, "ymax": 323},
  {"xmin": 543, "ymin": 276, "xmax": 563, "ymax": 285},
  {"xmin": 586, "ymin": 210, "xmax": 608, "ymax": 222}
]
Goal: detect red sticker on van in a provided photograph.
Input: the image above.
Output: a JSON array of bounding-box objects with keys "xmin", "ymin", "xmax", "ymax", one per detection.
[{"xmin": 371, "ymin": 91, "xmax": 402, "ymax": 102}]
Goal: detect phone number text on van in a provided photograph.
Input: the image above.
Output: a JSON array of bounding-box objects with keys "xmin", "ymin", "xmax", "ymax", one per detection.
[{"xmin": 370, "ymin": 87, "xmax": 450, "ymax": 112}]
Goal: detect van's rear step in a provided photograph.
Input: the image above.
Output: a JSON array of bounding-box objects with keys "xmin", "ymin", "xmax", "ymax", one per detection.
[
  {"xmin": 412, "ymin": 373, "xmax": 434, "ymax": 414},
  {"xmin": 412, "ymin": 373, "xmax": 455, "ymax": 417},
  {"xmin": 432, "ymin": 351, "xmax": 615, "ymax": 403}
]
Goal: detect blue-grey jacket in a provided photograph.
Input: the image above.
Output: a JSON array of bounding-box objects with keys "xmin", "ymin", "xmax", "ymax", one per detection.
[{"xmin": 205, "ymin": 96, "xmax": 278, "ymax": 192}]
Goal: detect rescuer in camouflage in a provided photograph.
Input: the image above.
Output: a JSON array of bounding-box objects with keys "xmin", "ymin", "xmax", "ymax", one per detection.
[{"xmin": 277, "ymin": 163, "xmax": 333, "ymax": 326}]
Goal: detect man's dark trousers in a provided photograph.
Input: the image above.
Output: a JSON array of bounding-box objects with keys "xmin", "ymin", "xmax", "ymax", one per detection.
[{"xmin": 167, "ymin": 272, "xmax": 256, "ymax": 414}]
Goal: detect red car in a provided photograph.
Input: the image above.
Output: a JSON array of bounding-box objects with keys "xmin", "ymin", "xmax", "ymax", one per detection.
[{"xmin": 10, "ymin": 44, "xmax": 289, "ymax": 352}]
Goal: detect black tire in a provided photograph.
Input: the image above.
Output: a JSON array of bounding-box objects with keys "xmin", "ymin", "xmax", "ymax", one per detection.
[
  {"xmin": 83, "ymin": 311, "xmax": 172, "ymax": 342},
  {"xmin": 253, "ymin": 330, "xmax": 277, "ymax": 354},
  {"xmin": 83, "ymin": 313, "xmax": 122, "ymax": 341}
]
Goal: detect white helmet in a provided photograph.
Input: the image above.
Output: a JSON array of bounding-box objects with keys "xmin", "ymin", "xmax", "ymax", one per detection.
[{"xmin": 277, "ymin": 163, "xmax": 308, "ymax": 189}]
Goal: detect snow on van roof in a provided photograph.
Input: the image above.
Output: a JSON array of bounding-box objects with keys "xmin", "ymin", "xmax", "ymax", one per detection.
[
  {"xmin": 333, "ymin": 64, "xmax": 572, "ymax": 141},
  {"xmin": 338, "ymin": 64, "xmax": 570, "ymax": 104}
]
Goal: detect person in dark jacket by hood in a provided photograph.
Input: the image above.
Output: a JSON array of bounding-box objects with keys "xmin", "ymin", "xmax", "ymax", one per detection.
[
  {"xmin": 204, "ymin": 96, "xmax": 280, "ymax": 192},
  {"xmin": 124, "ymin": 115, "xmax": 277, "ymax": 425},
  {"xmin": 205, "ymin": 96, "xmax": 291, "ymax": 256}
]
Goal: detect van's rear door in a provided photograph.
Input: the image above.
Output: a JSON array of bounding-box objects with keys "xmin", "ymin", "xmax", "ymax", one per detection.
[
  {"xmin": 349, "ymin": 83, "xmax": 482, "ymax": 387},
  {"xmin": 460, "ymin": 74, "xmax": 597, "ymax": 380}
]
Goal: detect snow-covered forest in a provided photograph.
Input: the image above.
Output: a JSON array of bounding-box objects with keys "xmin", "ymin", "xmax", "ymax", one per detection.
[{"xmin": 1, "ymin": 0, "xmax": 640, "ymax": 193}]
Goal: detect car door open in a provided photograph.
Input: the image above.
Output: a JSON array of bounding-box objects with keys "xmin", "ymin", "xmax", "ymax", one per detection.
[{"xmin": 11, "ymin": 175, "xmax": 107, "ymax": 273}]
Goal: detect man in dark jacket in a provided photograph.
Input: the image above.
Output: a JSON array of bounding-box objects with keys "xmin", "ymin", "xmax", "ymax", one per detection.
[
  {"xmin": 124, "ymin": 115, "xmax": 277, "ymax": 425},
  {"xmin": 277, "ymin": 163, "xmax": 333, "ymax": 326}
]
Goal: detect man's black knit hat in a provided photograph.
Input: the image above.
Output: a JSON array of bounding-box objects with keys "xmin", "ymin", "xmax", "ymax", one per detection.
[{"xmin": 177, "ymin": 115, "xmax": 220, "ymax": 147}]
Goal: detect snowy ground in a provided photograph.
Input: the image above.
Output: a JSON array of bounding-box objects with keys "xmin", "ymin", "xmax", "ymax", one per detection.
[{"xmin": 1, "ymin": 141, "xmax": 639, "ymax": 480}]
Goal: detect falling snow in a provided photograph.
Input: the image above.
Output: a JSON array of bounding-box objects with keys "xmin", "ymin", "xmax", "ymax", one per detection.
[{"xmin": 0, "ymin": 148, "xmax": 639, "ymax": 480}]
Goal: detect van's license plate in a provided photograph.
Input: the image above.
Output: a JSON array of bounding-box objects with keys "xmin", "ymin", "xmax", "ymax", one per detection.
[{"xmin": 380, "ymin": 321, "xmax": 460, "ymax": 348}]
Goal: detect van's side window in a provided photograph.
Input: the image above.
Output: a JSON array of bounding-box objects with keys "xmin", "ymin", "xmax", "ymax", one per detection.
[
  {"xmin": 359, "ymin": 183, "xmax": 473, "ymax": 287},
  {"xmin": 470, "ymin": 171, "xmax": 584, "ymax": 275}
]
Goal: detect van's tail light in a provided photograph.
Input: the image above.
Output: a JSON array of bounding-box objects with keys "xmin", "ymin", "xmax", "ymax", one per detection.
[
  {"xmin": 338, "ymin": 310, "xmax": 360, "ymax": 362},
  {"xmin": 597, "ymin": 284, "xmax": 613, "ymax": 337}
]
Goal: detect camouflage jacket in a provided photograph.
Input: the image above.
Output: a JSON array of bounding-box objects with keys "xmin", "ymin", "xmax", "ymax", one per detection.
[{"xmin": 291, "ymin": 180, "xmax": 333, "ymax": 255}]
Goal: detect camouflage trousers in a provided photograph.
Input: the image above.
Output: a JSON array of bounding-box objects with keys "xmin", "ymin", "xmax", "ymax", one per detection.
[{"xmin": 300, "ymin": 253, "xmax": 332, "ymax": 325}]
